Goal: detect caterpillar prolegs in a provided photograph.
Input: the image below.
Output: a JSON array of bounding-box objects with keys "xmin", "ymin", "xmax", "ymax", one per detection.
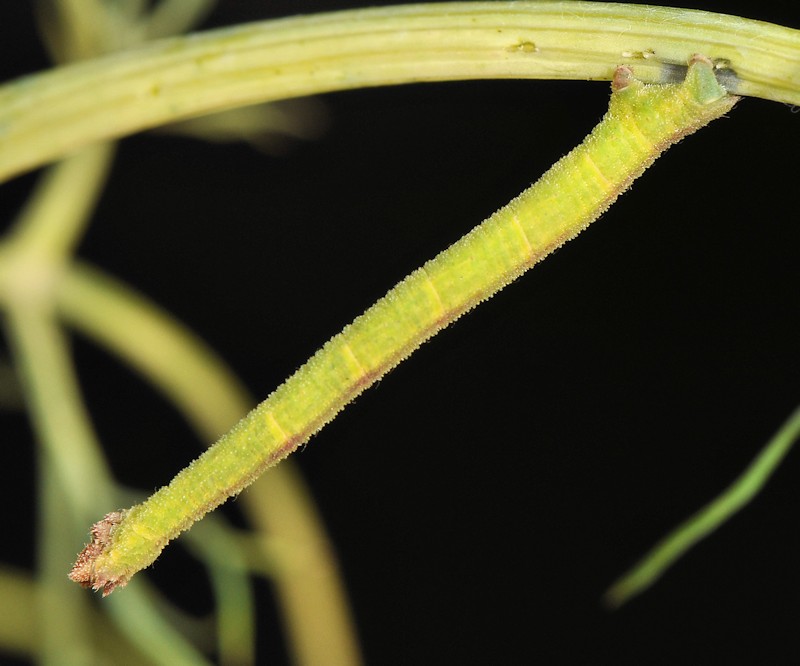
[{"xmin": 71, "ymin": 56, "xmax": 737, "ymax": 595}]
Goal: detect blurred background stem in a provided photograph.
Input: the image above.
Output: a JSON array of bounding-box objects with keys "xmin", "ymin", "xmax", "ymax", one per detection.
[{"xmin": 0, "ymin": 2, "xmax": 363, "ymax": 662}]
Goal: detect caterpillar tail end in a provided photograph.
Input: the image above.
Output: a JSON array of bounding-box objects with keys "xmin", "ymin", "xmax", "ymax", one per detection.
[{"xmin": 69, "ymin": 510, "xmax": 130, "ymax": 596}]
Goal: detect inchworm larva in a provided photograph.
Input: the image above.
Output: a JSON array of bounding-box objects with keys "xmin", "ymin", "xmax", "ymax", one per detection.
[{"xmin": 71, "ymin": 56, "xmax": 737, "ymax": 595}]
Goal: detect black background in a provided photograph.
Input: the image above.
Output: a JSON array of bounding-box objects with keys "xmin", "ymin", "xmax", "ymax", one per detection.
[{"xmin": 1, "ymin": 1, "xmax": 799, "ymax": 664}]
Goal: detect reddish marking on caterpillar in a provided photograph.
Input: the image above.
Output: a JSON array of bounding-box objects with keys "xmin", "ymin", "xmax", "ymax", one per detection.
[{"xmin": 612, "ymin": 65, "xmax": 634, "ymax": 93}]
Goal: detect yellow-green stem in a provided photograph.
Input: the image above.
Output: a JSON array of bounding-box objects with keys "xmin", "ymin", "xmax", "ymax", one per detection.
[
  {"xmin": 1, "ymin": 2, "xmax": 798, "ymax": 182},
  {"xmin": 605, "ymin": 405, "xmax": 800, "ymax": 608}
]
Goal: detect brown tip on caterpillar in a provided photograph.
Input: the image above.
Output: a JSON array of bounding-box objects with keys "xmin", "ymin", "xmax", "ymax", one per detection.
[
  {"xmin": 611, "ymin": 66, "xmax": 634, "ymax": 93},
  {"xmin": 68, "ymin": 511, "xmax": 129, "ymax": 596},
  {"xmin": 688, "ymin": 53, "xmax": 714, "ymax": 68}
]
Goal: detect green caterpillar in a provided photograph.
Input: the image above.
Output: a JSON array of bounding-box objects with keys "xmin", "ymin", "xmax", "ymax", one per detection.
[{"xmin": 71, "ymin": 56, "xmax": 737, "ymax": 595}]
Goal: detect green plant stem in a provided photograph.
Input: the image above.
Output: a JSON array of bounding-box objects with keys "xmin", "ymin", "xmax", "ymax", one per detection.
[
  {"xmin": 0, "ymin": 6, "xmax": 262, "ymax": 661},
  {"xmin": 38, "ymin": 435, "xmax": 96, "ymax": 666},
  {"xmin": 0, "ymin": 131, "xmax": 220, "ymax": 664},
  {"xmin": 39, "ymin": 0, "xmax": 125, "ymax": 61},
  {"xmin": 58, "ymin": 262, "xmax": 251, "ymax": 439},
  {"xmin": 244, "ymin": 462, "xmax": 364, "ymax": 666},
  {"xmin": 37, "ymin": 0, "xmax": 216, "ymax": 61},
  {"xmin": 57, "ymin": 262, "xmax": 362, "ymax": 666},
  {"xmin": 605, "ymin": 405, "xmax": 800, "ymax": 608},
  {"xmin": 4, "ymin": 304, "xmax": 213, "ymax": 666},
  {"xmin": 104, "ymin": 587, "xmax": 213, "ymax": 666},
  {"xmin": 0, "ymin": 567, "xmax": 38, "ymax": 659},
  {"xmin": 4, "ymin": 304, "xmax": 113, "ymax": 518},
  {"xmin": 0, "ymin": 101, "xmax": 258, "ymax": 666},
  {"xmin": 0, "ymin": 191, "xmax": 248, "ymax": 662},
  {"xmin": 2, "ymin": 1, "xmax": 798, "ymax": 182},
  {"xmin": 0, "ymin": 565, "xmax": 156, "ymax": 665},
  {"xmin": 182, "ymin": 519, "xmax": 255, "ymax": 666},
  {"xmin": 143, "ymin": 0, "xmax": 217, "ymax": 40},
  {"xmin": 5, "ymin": 143, "xmax": 114, "ymax": 261}
]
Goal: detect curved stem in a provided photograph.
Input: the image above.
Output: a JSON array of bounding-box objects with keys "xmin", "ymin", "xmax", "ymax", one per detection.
[
  {"xmin": 4, "ymin": 306, "xmax": 211, "ymax": 666},
  {"xmin": 179, "ymin": 518, "xmax": 256, "ymax": 666},
  {"xmin": 5, "ymin": 144, "xmax": 115, "ymax": 261},
  {"xmin": 1, "ymin": 4, "xmax": 307, "ymax": 662},
  {"xmin": 605, "ymin": 405, "xmax": 800, "ymax": 608},
  {"xmin": 2, "ymin": 1, "xmax": 798, "ymax": 182},
  {"xmin": 4, "ymin": 304, "xmax": 114, "ymax": 518},
  {"xmin": 28, "ymin": 360, "xmax": 95, "ymax": 666},
  {"xmin": 0, "ymin": 565, "xmax": 159, "ymax": 665},
  {"xmin": 0, "ymin": 567, "xmax": 38, "ymax": 659},
  {"xmin": 57, "ymin": 262, "xmax": 251, "ymax": 440}
]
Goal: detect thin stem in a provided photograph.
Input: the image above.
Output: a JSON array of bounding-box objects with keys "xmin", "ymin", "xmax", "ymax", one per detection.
[
  {"xmin": 605, "ymin": 406, "xmax": 800, "ymax": 608},
  {"xmin": 143, "ymin": 0, "xmax": 217, "ymax": 40},
  {"xmin": 4, "ymin": 305, "xmax": 113, "ymax": 518},
  {"xmin": 37, "ymin": 437, "xmax": 96, "ymax": 666},
  {"xmin": 104, "ymin": 588, "xmax": 214, "ymax": 666},
  {"xmin": 2, "ymin": 2, "xmax": 798, "ymax": 182},
  {"xmin": 0, "ymin": 567, "xmax": 36, "ymax": 659},
  {"xmin": 0, "ymin": 565, "xmax": 158, "ymax": 665},
  {"xmin": 39, "ymin": 0, "xmax": 127, "ymax": 60},
  {"xmin": 5, "ymin": 143, "xmax": 115, "ymax": 262},
  {"xmin": 0, "ymin": 6, "xmax": 261, "ymax": 661},
  {"xmin": 0, "ymin": 93, "xmax": 218, "ymax": 666},
  {"xmin": 57, "ymin": 262, "xmax": 251, "ymax": 439},
  {"xmin": 182, "ymin": 518, "xmax": 256, "ymax": 666},
  {"xmin": 4, "ymin": 305, "xmax": 213, "ymax": 666}
]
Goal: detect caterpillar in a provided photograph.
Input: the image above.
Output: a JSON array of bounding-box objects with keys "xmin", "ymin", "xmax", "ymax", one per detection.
[{"xmin": 71, "ymin": 56, "xmax": 738, "ymax": 595}]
